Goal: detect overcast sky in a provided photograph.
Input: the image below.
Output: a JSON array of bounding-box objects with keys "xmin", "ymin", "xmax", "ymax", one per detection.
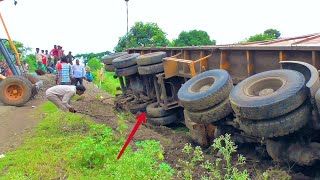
[{"xmin": 1, "ymin": 0, "xmax": 319, "ymax": 55}]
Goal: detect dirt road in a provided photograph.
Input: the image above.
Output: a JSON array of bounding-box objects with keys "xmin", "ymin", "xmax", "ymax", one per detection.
[
  {"xmin": 0, "ymin": 74, "xmax": 54, "ymax": 153},
  {"xmin": 0, "ymin": 100, "xmax": 43, "ymax": 152}
]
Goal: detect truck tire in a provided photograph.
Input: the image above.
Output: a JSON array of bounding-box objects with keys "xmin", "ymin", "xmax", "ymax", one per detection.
[
  {"xmin": 186, "ymin": 98, "xmax": 232, "ymax": 123},
  {"xmin": 230, "ymin": 70, "xmax": 307, "ymax": 119},
  {"xmin": 102, "ymin": 52, "xmax": 128, "ymax": 64},
  {"xmin": 105, "ymin": 65, "xmax": 115, "ymax": 72},
  {"xmin": 238, "ymin": 103, "xmax": 310, "ymax": 138},
  {"xmin": 127, "ymin": 101, "xmax": 149, "ymax": 115},
  {"xmin": 112, "ymin": 53, "xmax": 140, "ymax": 69},
  {"xmin": 0, "ymin": 76, "xmax": 32, "ymax": 106},
  {"xmin": 137, "ymin": 52, "xmax": 167, "ymax": 66},
  {"xmin": 146, "ymin": 102, "xmax": 175, "ymax": 118},
  {"xmin": 178, "ymin": 69, "xmax": 233, "ymax": 111},
  {"xmin": 22, "ymin": 74, "xmax": 39, "ymax": 84},
  {"xmin": 115, "ymin": 65, "xmax": 138, "ymax": 77},
  {"xmin": 148, "ymin": 113, "xmax": 177, "ymax": 126},
  {"xmin": 138, "ymin": 62, "xmax": 164, "ymax": 75},
  {"xmin": 22, "ymin": 74, "xmax": 39, "ymax": 98}
]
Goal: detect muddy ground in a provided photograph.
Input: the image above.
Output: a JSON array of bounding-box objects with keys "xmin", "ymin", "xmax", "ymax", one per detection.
[{"xmin": 0, "ymin": 74, "xmax": 314, "ymax": 179}]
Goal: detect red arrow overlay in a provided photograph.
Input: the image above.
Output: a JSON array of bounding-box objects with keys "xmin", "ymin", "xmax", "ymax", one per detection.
[{"xmin": 117, "ymin": 112, "xmax": 147, "ymax": 160}]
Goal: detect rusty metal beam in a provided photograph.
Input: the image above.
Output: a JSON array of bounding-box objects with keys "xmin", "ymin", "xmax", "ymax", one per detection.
[
  {"xmin": 129, "ymin": 45, "xmax": 320, "ymax": 52},
  {"xmin": 279, "ymin": 51, "xmax": 286, "ymax": 61},
  {"xmin": 199, "ymin": 51, "xmax": 208, "ymax": 72},
  {"xmin": 246, "ymin": 50, "xmax": 253, "ymax": 77},
  {"xmin": 312, "ymin": 51, "xmax": 320, "ymax": 69},
  {"xmin": 220, "ymin": 51, "xmax": 229, "ymax": 70}
]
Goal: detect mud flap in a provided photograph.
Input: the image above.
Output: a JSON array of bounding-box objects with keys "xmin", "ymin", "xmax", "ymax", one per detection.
[{"xmin": 280, "ymin": 61, "xmax": 320, "ymax": 129}]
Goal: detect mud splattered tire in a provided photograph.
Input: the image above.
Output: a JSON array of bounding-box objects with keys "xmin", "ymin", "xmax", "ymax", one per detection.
[
  {"xmin": 112, "ymin": 53, "xmax": 140, "ymax": 69},
  {"xmin": 115, "ymin": 65, "xmax": 138, "ymax": 77},
  {"xmin": 22, "ymin": 74, "xmax": 39, "ymax": 98},
  {"xmin": 238, "ymin": 103, "xmax": 310, "ymax": 138},
  {"xmin": 138, "ymin": 62, "xmax": 164, "ymax": 75},
  {"xmin": 105, "ymin": 65, "xmax": 116, "ymax": 72},
  {"xmin": 127, "ymin": 101, "xmax": 150, "ymax": 115},
  {"xmin": 137, "ymin": 52, "xmax": 167, "ymax": 66},
  {"xmin": 230, "ymin": 70, "xmax": 307, "ymax": 120},
  {"xmin": 22, "ymin": 74, "xmax": 39, "ymax": 84},
  {"xmin": 148, "ymin": 113, "xmax": 177, "ymax": 126},
  {"xmin": 102, "ymin": 52, "xmax": 128, "ymax": 64},
  {"xmin": 146, "ymin": 102, "xmax": 175, "ymax": 118},
  {"xmin": 178, "ymin": 69, "xmax": 233, "ymax": 111},
  {"xmin": 0, "ymin": 76, "xmax": 32, "ymax": 106},
  {"xmin": 186, "ymin": 98, "xmax": 232, "ymax": 123}
]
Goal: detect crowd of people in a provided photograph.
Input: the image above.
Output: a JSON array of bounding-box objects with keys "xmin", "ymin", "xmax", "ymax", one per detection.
[
  {"xmin": 35, "ymin": 45, "xmax": 93, "ymax": 85},
  {"xmin": 41, "ymin": 45, "xmax": 91, "ymax": 113},
  {"xmin": 0, "ymin": 44, "xmax": 95, "ymax": 113}
]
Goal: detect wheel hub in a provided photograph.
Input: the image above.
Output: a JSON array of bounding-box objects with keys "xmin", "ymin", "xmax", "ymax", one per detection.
[{"xmin": 5, "ymin": 84, "xmax": 23, "ymax": 100}]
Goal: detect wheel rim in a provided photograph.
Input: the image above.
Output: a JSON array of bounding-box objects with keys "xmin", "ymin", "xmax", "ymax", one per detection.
[
  {"xmin": 244, "ymin": 77, "xmax": 286, "ymax": 97},
  {"xmin": 189, "ymin": 76, "xmax": 215, "ymax": 93},
  {"xmin": 4, "ymin": 84, "xmax": 24, "ymax": 100}
]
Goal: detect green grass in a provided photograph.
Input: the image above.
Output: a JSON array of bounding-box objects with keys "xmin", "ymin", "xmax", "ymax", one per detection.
[
  {"xmin": 91, "ymin": 69, "xmax": 121, "ymax": 97},
  {"xmin": 0, "ymin": 102, "xmax": 174, "ymax": 179},
  {"xmin": 86, "ymin": 58, "xmax": 121, "ymax": 96}
]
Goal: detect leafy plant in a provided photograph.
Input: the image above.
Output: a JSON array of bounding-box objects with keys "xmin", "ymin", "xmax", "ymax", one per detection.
[
  {"xmin": 69, "ymin": 127, "xmax": 116, "ymax": 168},
  {"xmin": 176, "ymin": 143, "xmax": 204, "ymax": 179},
  {"xmin": 116, "ymin": 112, "xmax": 128, "ymax": 136},
  {"xmin": 202, "ymin": 134, "xmax": 249, "ymax": 180}
]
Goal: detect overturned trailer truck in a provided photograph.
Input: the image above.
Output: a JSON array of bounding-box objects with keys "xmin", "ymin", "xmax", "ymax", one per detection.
[{"xmin": 103, "ymin": 33, "xmax": 320, "ymax": 166}]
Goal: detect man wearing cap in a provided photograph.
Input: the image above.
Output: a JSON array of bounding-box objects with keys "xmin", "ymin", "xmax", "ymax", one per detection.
[{"xmin": 45, "ymin": 84, "xmax": 86, "ymax": 112}]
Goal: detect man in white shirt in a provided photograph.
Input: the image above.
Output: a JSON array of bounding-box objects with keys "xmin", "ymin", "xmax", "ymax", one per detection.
[
  {"xmin": 45, "ymin": 84, "xmax": 86, "ymax": 112},
  {"xmin": 72, "ymin": 59, "xmax": 86, "ymax": 85}
]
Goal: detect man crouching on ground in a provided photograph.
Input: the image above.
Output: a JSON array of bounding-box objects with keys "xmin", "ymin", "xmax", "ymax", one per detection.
[{"xmin": 45, "ymin": 84, "xmax": 86, "ymax": 112}]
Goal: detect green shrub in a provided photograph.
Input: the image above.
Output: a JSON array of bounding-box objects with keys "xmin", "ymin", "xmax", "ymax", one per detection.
[
  {"xmin": 91, "ymin": 70, "xmax": 121, "ymax": 96},
  {"xmin": 202, "ymin": 134, "xmax": 249, "ymax": 180},
  {"xmin": 22, "ymin": 54, "xmax": 37, "ymax": 72},
  {"xmin": 87, "ymin": 57, "xmax": 103, "ymax": 71}
]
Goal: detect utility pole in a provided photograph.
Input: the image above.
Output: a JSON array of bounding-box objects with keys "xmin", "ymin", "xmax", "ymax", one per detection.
[{"xmin": 125, "ymin": 0, "xmax": 129, "ymax": 49}]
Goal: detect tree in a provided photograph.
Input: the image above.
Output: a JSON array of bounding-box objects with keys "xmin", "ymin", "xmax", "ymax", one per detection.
[
  {"xmin": 172, "ymin": 30, "xmax": 216, "ymax": 47},
  {"xmin": 264, "ymin": 29, "xmax": 281, "ymax": 39},
  {"xmin": 74, "ymin": 50, "xmax": 110, "ymax": 64},
  {"xmin": 0, "ymin": 40, "xmax": 31, "ymax": 62},
  {"xmin": 245, "ymin": 29, "xmax": 281, "ymax": 42},
  {"xmin": 2, "ymin": 41, "xmax": 31, "ymax": 57},
  {"xmin": 114, "ymin": 22, "xmax": 170, "ymax": 52},
  {"xmin": 246, "ymin": 33, "xmax": 276, "ymax": 42}
]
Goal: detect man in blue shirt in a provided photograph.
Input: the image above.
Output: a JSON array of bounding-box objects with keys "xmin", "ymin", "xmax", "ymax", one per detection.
[
  {"xmin": 72, "ymin": 59, "xmax": 86, "ymax": 85},
  {"xmin": 85, "ymin": 70, "xmax": 93, "ymax": 82}
]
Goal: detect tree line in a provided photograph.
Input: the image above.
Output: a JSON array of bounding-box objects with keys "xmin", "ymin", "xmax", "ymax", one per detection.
[
  {"xmin": 1, "ymin": 23, "xmax": 281, "ymax": 65},
  {"xmin": 113, "ymin": 21, "xmax": 281, "ymax": 52}
]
